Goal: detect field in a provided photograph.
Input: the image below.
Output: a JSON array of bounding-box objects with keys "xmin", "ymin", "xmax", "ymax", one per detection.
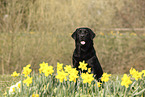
[
  {"xmin": 0, "ymin": 0, "xmax": 145, "ymax": 96},
  {"xmin": 0, "ymin": 32, "xmax": 145, "ymax": 96},
  {"xmin": 0, "ymin": 0, "xmax": 145, "ymax": 74}
]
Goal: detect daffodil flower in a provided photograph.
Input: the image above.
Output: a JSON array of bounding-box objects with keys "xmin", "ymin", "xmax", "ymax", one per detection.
[
  {"xmin": 101, "ymin": 73, "xmax": 111, "ymax": 82},
  {"xmin": 23, "ymin": 76, "xmax": 33, "ymax": 87},
  {"xmin": 22, "ymin": 64, "xmax": 32, "ymax": 77},
  {"xmin": 121, "ymin": 74, "xmax": 132, "ymax": 88},
  {"xmin": 88, "ymin": 68, "xmax": 91, "ymax": 73},
  {"xmin": 64, "ymin": 65, "xmax": 72, "ymax": 73},
  {"xmin": 79, "ymin": 61, "xmax": 88, "ymax": 71},
  {"xmin": 97, "ymin": 82, "xmax": 102, "ymax": 87},
  {"xmin": 130, "ymin": 68, "xmax": 142, "ymax": 80},
  {"xmin": 56, "ymin": 70, "xmax": 68, "ymax": 83},
  {"xmin": 39, "ymin": 62, "xmax": 48, "ymax": 74},
  {"xmin": 31, "ymin": 94, "xmax": 39, "ymax": 97},
  {"xmin": 57, "ymin": 62, "xmax": 63, "ymax": 72},
  {"xmin": 11, "ymin": 71, "xmax": 20, "ymax": 77},
  {"xmin": 69, "ymin": 73, "xmax": 79, "ymax": 82},
  {"xmin": 43, "ymin": 66, "xmax": 54, "ymax": 77},
  {"xmin": 81, "ymin": 72, "xmax": 94, "ymax": 84}
]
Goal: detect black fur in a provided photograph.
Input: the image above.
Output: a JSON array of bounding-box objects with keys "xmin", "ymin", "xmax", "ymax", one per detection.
[{"xmin": 72, "ymin": 27, "xmax": 103, "ymax": 79}]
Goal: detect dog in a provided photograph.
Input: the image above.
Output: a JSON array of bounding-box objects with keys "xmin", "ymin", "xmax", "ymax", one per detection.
[{"xmin": 71, "ymin": 27, "xmax": 103, "ymax": 80}]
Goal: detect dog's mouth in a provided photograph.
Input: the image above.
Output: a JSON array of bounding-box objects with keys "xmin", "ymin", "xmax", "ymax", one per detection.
[{"xmin": 80, "ymin": 41, "xmax": 86, "ymax": 45}]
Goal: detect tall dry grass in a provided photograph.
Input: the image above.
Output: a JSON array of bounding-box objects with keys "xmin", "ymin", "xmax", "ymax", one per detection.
[
  {"xmin": 1, "ymin": 0, "xmax": 144, "ymax": 33},
  {"xmin": 0, "ymin": 32, "xmax": 144, "ymax": 74},
  {"xmin": 0, "ymin": 0, "xmax": 145, "ymax": 74}
]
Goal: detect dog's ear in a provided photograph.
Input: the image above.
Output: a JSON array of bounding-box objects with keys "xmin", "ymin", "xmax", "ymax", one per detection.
[
  {"xmin": 88, "ymin": 28, "xmax": 95, "ymax": 39},
  {"xmin": 71, "ymin": 29, "xmax": 78, "ymax": 40}
]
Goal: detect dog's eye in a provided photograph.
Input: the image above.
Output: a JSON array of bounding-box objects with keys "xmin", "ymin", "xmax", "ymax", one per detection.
[
  {"xmin": 78, "ymin": 30, "xmax": 82, "ymax": 34},
  {"xmin": 85, "ymin": 31, "xmax": 88, "ymax": 34}
]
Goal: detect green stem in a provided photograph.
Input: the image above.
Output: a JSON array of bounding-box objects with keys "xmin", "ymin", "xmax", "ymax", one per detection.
[
  {"xmin": 85, "ymin": 83, "xmax": 88, "ymax": 94},
  {"xmin": 124, "ymin": 87, "xmax": 127, "ymax": 97},
  {"xmin": 20, "ymin": 75, "xmax": 23, "ymax": 96},
  {"xmin": 103, "ymin": 82, "xmax": 106, "ymax": 97}
]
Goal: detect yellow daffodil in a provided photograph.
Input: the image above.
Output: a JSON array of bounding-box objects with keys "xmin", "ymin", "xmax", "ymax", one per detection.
[
  {"xmin": 111, "ymin": 31, "xmax": 116, "ymax": 35},
  {"xmin": 39, "ymin": 62, "xmax": 48, "ymax": 74},
  {"xmin": 88, "ymin": 68, "xmax": 91, "ymax": 73},
  {"xmin": 43, "ymin": 66, "xmax": 54, "ymax": 77},
  {"xmin": 64, "ymin": 65, "xmax": 72, "ymax": 73},
  {"xmin": 29, "ymin": 31, "xmax": 35, "ymax": 34},
  {"xmin": 120, "ymin": 33, "xmax": 123, "ymax": 36},
  {"xmin": 69, "ymin": 73, "xmax": 79, "ymax": 82},
  {"xmin": 130, "ymin": 33, "xmax": 136, "ymax": 36},
  {"xmin": 133, "ymin": 71, "xmax": 142, "ymax": 81},
  {"xmin": 99, "ymin": 32, "xmax": 104, "ymax": 36},
  {"xmin": 23, "ymin": 76, "xmax": 33, "ymax": 87},
  {"xmin": 81, "ymin": 73, "xmax": 94, "ymax": 84},
  {"xmin": 22, "ymin": 64, "xmax": 32, "ymax": 77},
  {"xmin": 79, "ymin": 61, "xmax": 88, "ymax": 71},
  {"xmin": 130, "ymin": 68, "xmax": 142, "ymax": 80},
  {"xmin": 97, "ymin": 82, "xmax": 102, "ymax": 87},
  {"xmin": 67, "ymin": 68, "xmax": 78, "ymax": 75},
  {"xmin": 130, "ymin": 67, "xmax": 137, "ymax": 75},
  {"xmin": 56, "ymin": 70, "xmax": 68, "ymax": 83},
  {"xmin": 121, "ymin": 74, "xmax": 132, "ymax": 88},
  {"xmin": 68, "ymin": 68, "xmax": 79, "ymax": 82},
  {"xmin": 117, "ymin": 31, "xmax": 120, "ymax": 34},
  {"xmin": 57, "ymin": 62, "xmax": 63, "ymax": 72},
  {"xmin": 26, "ymin": 64, "xmax": 31, "ymax": 68},
  {"xmin": 11, "ymin": 71, "xmax": 20, "ymax": 77},
  {"xmin": 39, "ymin": 62, "xmax": 54, "ymax": 76},
  {"xmin": 32, "ymin": 94, "xmax": 39, "ymax": 97},
  {"xmin": 101, "ymin": 73, "xmax": 111, "ymax": 82}
]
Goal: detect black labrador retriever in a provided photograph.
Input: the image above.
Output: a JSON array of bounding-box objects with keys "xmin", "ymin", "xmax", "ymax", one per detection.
[{"xmin": 72, "ymin": 27, "xmax": 103, "ymax": 80}]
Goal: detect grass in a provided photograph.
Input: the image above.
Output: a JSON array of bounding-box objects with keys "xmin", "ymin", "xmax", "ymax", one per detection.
[
  {"xmin": 0, "ymin": 75, "xmax": 21, "ymax": 96},
  {"xmin": 0, "ymin": 65, "xmax": 120, "ymax": 96},
  {"xmin": 0, "ymin": 63, "xmax": 145, "ymax": 97}
]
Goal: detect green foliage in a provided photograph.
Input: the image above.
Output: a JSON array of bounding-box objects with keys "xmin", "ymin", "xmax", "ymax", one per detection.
[{"xmin": 1, "ymin": 63, "xmax": 145, "ymax": 97}]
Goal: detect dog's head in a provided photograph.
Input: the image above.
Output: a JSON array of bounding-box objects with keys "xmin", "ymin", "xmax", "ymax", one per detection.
[{"xmin": 71, "ymin": 27, "xmax": 95, "ymax": 45}]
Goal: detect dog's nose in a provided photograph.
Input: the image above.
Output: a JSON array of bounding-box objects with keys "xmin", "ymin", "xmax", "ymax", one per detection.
[
  {"xmin": 81, "ymin": 35, "xmax": 84, "ymax": 38},
  {"xmin": 81, "ymin": 34, "xmax": 84, "ymax": 37}
]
